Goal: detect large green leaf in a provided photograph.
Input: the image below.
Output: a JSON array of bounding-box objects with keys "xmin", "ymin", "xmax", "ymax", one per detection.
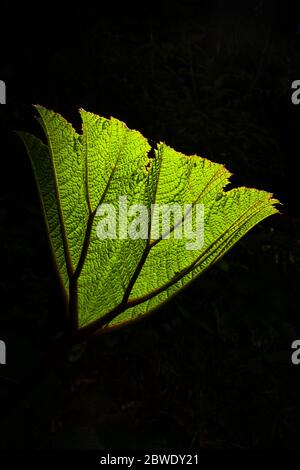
[{"xmin": 19, "ymin": 106, "xmax": 279, "ymax": 336}]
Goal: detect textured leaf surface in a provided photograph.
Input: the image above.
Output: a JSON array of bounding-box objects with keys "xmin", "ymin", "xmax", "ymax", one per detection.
[{"xmin": 20, "ymin": 106, "xmax": 279, "ymax": 335}]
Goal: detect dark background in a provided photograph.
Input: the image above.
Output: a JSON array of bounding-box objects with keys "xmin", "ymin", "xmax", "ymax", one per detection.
[{"xmin": 0, "ymin": 0, "xmax": 300, "ymax": 450}]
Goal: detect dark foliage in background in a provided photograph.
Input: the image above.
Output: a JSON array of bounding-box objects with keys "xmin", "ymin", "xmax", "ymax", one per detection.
[{"xmin": 0, "ymin": 0, "xmax": 300, "ymax": 449}]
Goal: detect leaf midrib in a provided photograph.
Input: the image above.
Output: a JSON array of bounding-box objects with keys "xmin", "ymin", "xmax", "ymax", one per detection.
[
  {"xmin": 73, "ymin": 121, "xmax": 130, "ymax": 281},
  {"xmin": 40, "ymin": 113, "xmax": 74, "ymax": 278}
]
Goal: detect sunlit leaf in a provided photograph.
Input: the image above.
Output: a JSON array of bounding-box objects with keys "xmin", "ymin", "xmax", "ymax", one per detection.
[{"xmin": 19, "ymin": 106, "xmax": 279, "ymax": 336}]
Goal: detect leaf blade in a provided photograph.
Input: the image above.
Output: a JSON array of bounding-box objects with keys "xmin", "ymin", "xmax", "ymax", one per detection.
[{"xmin": 21, "ymin": 107, "xmax": 280, "ymax": 335}]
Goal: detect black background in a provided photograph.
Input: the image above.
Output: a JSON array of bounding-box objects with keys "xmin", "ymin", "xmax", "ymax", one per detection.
[{"xmin": 0, "ymin": 0, "xmax": 300, "ymax": 451}]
